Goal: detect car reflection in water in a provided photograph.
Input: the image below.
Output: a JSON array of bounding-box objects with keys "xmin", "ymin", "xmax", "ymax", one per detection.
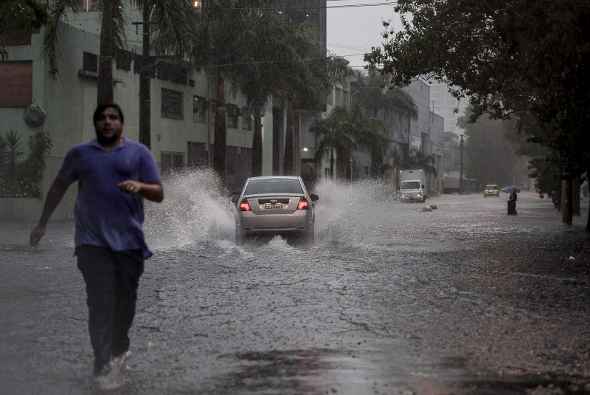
[{"xmin": 231, "ymin": 176, "xmax": 318, "ymax": 245}]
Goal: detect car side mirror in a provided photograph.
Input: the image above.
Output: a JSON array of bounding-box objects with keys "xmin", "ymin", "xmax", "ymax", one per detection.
[
  {"xmin": 230, "ymin": 193, "xmax": 240, "ymax": 203},
  {"xmin": 310, "ymin": 193, "xmax": 319, "ymax": 202}
]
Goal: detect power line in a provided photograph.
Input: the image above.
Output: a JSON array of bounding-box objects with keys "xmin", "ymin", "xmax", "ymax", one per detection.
[{"xmin": 224, "ymin": 2, "xmax": 397, "ymax": 10}]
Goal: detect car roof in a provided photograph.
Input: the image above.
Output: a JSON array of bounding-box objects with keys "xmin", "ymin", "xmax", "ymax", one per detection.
[
  {"xmin": 485, "ymin": 184, "xmax": 498, "ymax": 187},
  {"xmin": 246, "ymin": 176, "xmax": 301, "ymax": 181}
]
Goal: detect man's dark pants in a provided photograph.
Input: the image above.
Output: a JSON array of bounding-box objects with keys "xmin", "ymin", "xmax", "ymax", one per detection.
[{"xmin": 76, "ymin": 245, "xmax": 144, "ymax": 374}]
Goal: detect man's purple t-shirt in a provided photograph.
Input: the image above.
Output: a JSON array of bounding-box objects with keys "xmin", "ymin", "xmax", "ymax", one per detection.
[{"xmin": 57, "ymin": 138, "xmax": 161, "ymax": 258}]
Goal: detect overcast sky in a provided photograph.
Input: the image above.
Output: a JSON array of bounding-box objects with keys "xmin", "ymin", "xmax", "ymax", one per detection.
[
  {"xmin": 327, "ymin": 1, "xmax": 467, "ymax": 134},
  {"xmin": 327, "ymin": 1, "xmax": 402, "ymax": 70}
]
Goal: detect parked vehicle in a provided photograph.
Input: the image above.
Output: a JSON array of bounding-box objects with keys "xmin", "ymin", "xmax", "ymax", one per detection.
[
  {"xmin": 483, "ymin": 184, "xmax": 500, "ymax": 197},
  {"xmin": 232, "ymin": 176, "xmax": 318, "ymax": 244},
  {"xmin": 399, "ymin": 169, "xmax": 427, "ymax": 202}
]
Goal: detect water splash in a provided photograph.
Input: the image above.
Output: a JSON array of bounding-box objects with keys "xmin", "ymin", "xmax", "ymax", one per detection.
[
  {"xmin": 314, "ymin": 179, "xmax": 395, "ymax": 246},
  {"xmin": 144, "ymin": 168, "xmax": 235, "ymax": 250}
]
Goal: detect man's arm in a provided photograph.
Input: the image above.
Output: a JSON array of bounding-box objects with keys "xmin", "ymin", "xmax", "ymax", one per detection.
[
  {"xmin": 117, "ymin": 180, "xmax": 163, "ymax": 203},
  {"xmin": 30, "ymin": 178, "xmax": 70, "ymax": 246},
  {"xmin": 139, "ymin": 182, "xmax": 163, "ymax": 202}
]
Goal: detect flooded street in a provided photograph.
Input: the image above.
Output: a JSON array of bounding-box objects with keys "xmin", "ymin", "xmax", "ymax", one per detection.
[{"xmin": 2, "ymin": 171, "xmax": 590, "ymax": 394}]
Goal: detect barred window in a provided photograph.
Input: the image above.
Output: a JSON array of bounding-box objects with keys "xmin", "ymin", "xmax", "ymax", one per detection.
[
  {"xmin": 192, "ymin": 95, "xmax": 208, "ymax": 123},
  {"xmin": 116, "ymin": 50, "xmax": 132, "ymax": 71},
  {"xmin": 161, "ymin": 151, "xmax": 184, "ymax": 175},
  {"xmin": 226, "ymin": 104, "xmax": 239, "ymax": 129},
  {"xmin": 241, "ymin": 107, "xmax": 252, "ymax": 131},
  {"xmin": 161, "ymin": 88, "xmax": 183, "ymax": 120},
  {"xmin": 82, "ymin": 52, "xmax": 98, "ymax": 73}
]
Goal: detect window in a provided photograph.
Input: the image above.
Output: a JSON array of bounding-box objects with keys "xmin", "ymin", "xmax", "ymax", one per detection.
[
  {"xmin": 82, "ymin": 52, "xmax": 98, "ymax": 73},
  {"xmin": 226, "ymin": 104, "xmax": 239, "ymax": 128},
  {"xmin": 192, "ymin": 95, "xmax": 208, "ymax": 123},
  {"xmin": 0, "ymin": 62, "xmax": 32, "ymax": 107},
  {"xmin": 241, "ymin": 108, "xmax": 252, "ymax": 130},
  {"xmin": 187, "ymin": 142, "xmax": 208, "ymax": 168},
  {"xmin": 161, "ymin": 88, "xmax": 183, "ymax": 120},
  {"xmin": 157, "ymin": 62, "xmax": 188, "ymax": 85},
  {"xmin": 161, "ymin": 151, "xmax": 184, "ymax": 174},
  {"xmin": 116, "ymin": 49, "xmax": 132, "ymax": 71},
  {"xmin": 244, "ymin": 178, "xmax": 303, "ymax": 195}
]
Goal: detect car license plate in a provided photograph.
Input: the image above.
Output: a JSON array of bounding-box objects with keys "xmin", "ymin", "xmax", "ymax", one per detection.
[{"xmin": 264, "ymin": 203, "xmax": 283, "ymax": 209}]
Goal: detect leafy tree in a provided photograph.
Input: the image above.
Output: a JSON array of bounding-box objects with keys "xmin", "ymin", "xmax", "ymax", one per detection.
[
  {"xmin": 131, "ymin": 0, "xmax": 196, "ymax": 148},
  {"xmin": 366, "ymin": 0, "xmax": 590, "ymax": 230},
  {"xmin": 458, "ymin": 107, "xmax": 525, "ymax": 187},
  {"xmin": 351, "ymin": 70, "xmax": 417, "ymax": 171},
  {"xmin": 0, "ymin": 130, "xmax": 52, "ymax": 198},
  {"xmin": 221, "ymin": 10, "xmax": 339, "ymax": 176},
  {"xmin": 192, "ymin": 0, "xmax": 343, "ymax": 180},
  {"xmin": 0, "ymin": 0, "xmax": 47, "ymax": 60},
  {"xmin": 311, "ymin": 106, "xmax": 388, "ymax": 179},
  {"xmin": 352, "ymin": 70, "xmax": 416, "ymax": 120}
]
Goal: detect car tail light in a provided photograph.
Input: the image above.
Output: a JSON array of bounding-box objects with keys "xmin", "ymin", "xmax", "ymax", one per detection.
[
  {"xmin": 239, "ymin": 200, "xmax": 251, "ymax": 211},
  {"xmin": 297, "ymin": 197, "xmax": 309, "ymax": 210}
]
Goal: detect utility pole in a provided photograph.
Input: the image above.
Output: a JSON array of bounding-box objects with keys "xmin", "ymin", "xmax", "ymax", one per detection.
[
  {"xmin": 139, "ymin": 2, "xmax": 152, "ymax": 149},
  {"xmin": 459, "ymin": 134, "xmax": 464, "ymax": 194}
]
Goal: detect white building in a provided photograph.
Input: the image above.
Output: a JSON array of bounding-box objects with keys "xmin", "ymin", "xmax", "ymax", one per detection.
[{"xmin": 0, "ymin": 3, "xmax": 275, "ymax": 220}]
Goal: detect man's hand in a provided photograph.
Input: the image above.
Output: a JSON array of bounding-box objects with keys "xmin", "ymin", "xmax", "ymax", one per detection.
[
  {"xmin": 30, "ymin": 224, "xmax": 46, "ymax": 247},
  {"xmin": 117, "ymin": 180, "xmax": 143, "ymax": 194},
  {"xmin": 118, "ymin": 180, "xmax": 163, "ymax": 202}
]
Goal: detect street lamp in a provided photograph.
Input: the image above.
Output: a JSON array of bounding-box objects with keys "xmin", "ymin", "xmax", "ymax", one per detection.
[{"xmin": 459, "ymin": 134, "xmax": 464, "ymax": 194}]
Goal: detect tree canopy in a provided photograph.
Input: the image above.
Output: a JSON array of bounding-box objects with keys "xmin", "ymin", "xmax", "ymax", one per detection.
[{"xmin": 366, "ymin": 0, "xmax": 590, "ymax": 174}]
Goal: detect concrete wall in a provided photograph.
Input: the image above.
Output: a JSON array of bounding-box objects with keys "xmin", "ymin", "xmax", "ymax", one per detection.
[
  {"xmin": 402, "ymin": 79, "xmax": 431, "ymax": 154},
  {"xmin": 1, "ymin": 17, "xmax": 266, "ymax": 221}
]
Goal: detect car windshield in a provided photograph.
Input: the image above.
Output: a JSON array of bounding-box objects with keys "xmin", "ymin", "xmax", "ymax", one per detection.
[
  {"xmin": 401, "ymin": 181, "xmax": 421, "ymax": 189},
  {"xmin": 244, "ymin": 179, "xmax": 304, "ymax": 195},
  {"xmin": 485, "ymin": 185, "xmax": 498, "ymax": 189}
]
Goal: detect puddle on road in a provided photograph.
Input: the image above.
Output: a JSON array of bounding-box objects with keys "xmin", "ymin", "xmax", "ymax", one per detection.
[{"xmin": 204, "ymin": 348, "xmax": 588, "ymax": 395}]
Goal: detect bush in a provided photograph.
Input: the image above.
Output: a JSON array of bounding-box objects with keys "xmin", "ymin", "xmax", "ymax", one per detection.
[{"xmin": 0, "ymin": 130, "xmax": 52, "ymax": 198}]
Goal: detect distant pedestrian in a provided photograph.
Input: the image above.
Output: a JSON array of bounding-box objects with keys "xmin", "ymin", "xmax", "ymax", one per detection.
[
  {"xmin": 29, "ymin": 103, "xmax": 163, "ymax": 390},
  {"xmin": 507, "ymin": 189, "xmax": 518, "ymax": 215}
]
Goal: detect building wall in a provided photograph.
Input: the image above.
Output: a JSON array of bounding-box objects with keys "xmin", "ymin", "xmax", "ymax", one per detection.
[
  {"xmin": 0, "ymin": 18, "xmax": 261, "ymax": 220},
  {"xmin": 428, "ymin": 81, "xmax": 468, "ymax": 135},
  {"xmin": 402, "ymin": 79, "xmax": 431, "ymax": 154}
]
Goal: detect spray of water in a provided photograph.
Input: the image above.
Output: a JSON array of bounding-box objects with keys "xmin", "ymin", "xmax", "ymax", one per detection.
[
  {"xmin": 144, "ymin": 168, "xmax": 235, "ymax": 250},
  {"xmin": 144, "ymin": 173, "xmax": 398, "ymax": 252},
  {"xmin": 314, "ymin": 178, "xmax": 396, "ymax": 247}
]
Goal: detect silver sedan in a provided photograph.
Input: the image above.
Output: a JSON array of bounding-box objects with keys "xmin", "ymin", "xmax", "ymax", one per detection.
[{"xmin": 232, "ymin": 176, "xmax": 318, "ymax": 244}]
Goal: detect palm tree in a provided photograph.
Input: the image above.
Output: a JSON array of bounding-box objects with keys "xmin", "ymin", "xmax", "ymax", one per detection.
[
  {"xmin": 131, "ymin": 0, "xmax": 195, "ymax": 148},
  {"xmin": 43, "ymin": 0, "xmax": 194, "ymax": 144},
  {"xmin": 0, "ymin": 0, "xmax": 48, "ymax": 60},
  {"xmin": 191, "ymin": 1, "xmax": 340, "ymax": 180},
  {"xmin": 311, "ymin": 107, "xmax": 388, "ymax": 179}
]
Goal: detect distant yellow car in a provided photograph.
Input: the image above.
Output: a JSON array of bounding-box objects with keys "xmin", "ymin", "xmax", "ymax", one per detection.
[{"xmin": 483, "ymin": 184, "xmax": 500, "ymax": 197}]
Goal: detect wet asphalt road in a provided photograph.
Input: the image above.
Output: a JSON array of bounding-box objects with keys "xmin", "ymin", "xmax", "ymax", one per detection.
[{"xmin": 1, "ymin": 175, "xmax": 590, "ymax": 395}]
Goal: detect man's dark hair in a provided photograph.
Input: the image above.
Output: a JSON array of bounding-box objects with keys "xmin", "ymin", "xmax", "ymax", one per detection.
[{"xmin": 93, "ymin": 103, "xmax": 125, "ymax": 125}]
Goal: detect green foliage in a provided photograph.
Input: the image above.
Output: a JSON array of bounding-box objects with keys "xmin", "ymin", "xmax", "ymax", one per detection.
[
  {"xmin": 366, "ymin": 0, "xmax": 590, "ymax": 177},
  {"xmin": 0, "ymin": 131, "xmax": 52, "ymax": 198},
  {"xmin": 0, "ymin": 0, "xmax": 48, "ymax": 60},
  {"xmin": 193, "ymin": 0, "xmax": 341, "ymax": 111},
  {"xmin": 352, "ymin": 70, "xmax": 417, "ymax": 119},
  {"xmin": 311, "ymin": 106, "xmax": 388, "ymax": 178}
]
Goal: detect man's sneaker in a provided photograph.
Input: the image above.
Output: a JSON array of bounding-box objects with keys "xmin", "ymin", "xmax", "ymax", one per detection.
[
  {"xmin": 94, "ymin": 362, "xmax": 124, "ymax": 391},
  {"xmin": 112, "ymin": 350, "xmax": 132, "ymax": 372}
]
